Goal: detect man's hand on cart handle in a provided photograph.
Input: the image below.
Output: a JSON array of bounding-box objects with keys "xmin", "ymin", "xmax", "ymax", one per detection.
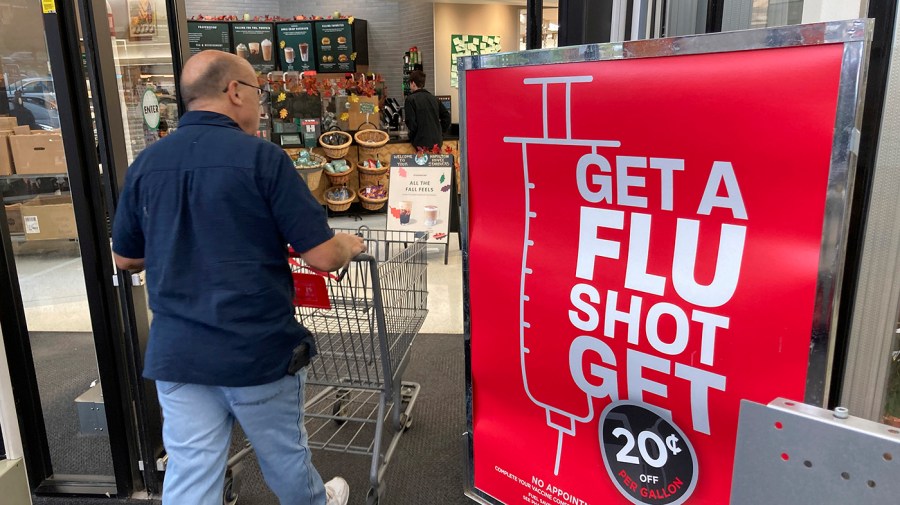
[{"xmin": 299, "ymin": 233, "xmax": 367, "ymax": 272}]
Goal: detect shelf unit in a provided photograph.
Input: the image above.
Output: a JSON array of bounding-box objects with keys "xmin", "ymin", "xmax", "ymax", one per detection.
[
  {"xmin": 1, "ymin": 173, "xmax": 70, "ymax": 204},
  {"xmin": 1, "ymin": 173, "xmax": 67, "ymax": 179}
]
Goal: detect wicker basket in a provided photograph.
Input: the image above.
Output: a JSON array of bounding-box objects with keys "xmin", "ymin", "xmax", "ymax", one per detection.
[
  {"xmin": 318, "ymin": 131, "xmax": 352, "ymax": 159},
  {"xmin": 324, "ymin": 163, "xmax": 355, "ymax": 185},
  {"xmin": 294, "ymin": 151, "xmax": 327, "ymax": 177},
  {"xmin": 325, "ymin": 188, "xmax": 356, "ymax": 212},
  {"xmin": 354, "ymin": 129, "xmax": 389, "ymax": 158},
  {"xmin": 357, "ymin": 161, "xmax": 390, "ymax": 187},
  {"xmin": 358, "ymin": 189, "xmax": 388, "ymax": 211}
]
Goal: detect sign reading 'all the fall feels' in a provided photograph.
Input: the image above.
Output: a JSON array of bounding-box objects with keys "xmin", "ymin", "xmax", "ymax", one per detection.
[{"xmin": 387, "ymin": 154, "xmax": 453, "ymax": 244}]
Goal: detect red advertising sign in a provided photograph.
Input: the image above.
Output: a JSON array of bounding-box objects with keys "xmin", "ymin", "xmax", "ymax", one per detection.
[{"xmin": 464, "ymin": 40, "xmax": 855, "ymax": 505}]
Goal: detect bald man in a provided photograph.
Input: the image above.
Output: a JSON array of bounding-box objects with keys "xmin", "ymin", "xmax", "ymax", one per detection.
[{"xmin": 112, "ymin": 51, "xmax": 360, "ymax": 505}]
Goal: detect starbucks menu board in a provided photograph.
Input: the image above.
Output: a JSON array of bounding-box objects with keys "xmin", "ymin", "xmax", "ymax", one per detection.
[
  {"xmin": 187, "ymin": 21, "xmax": 232, "ymax": 55},
  {"xmin": 231, "ymin": 23, "xmax": 276, "ymax": 73},
  {"xmin": 276, "ymin": 23, "xmax": 316, "ymax": 73},
  {"xmin": 316, "ymin": 21, "xmax": 355, "ymax": 72}
]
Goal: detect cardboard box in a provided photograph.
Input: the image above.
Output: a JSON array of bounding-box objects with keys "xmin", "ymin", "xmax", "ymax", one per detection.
[
  {"xmin": 0, "ymin": 117, "xmax": 18, "ymax": 130},
  {"xmin": 20, "ymin": 198, "xmax": 76, "ymax": 240},
  {"xmin": 5, "ymin": 204, "xmax": 22, "ymax": 234},
  {"xmin": 8, "ymin": 134, "xmax": 66, "ymax": 175},
  {"xmin": 0, "ymin": 131, "xmax": 13, "ymax": 176},
  {"xmin": 12, "ymin": 126, "xmax": 29, "ymax": 136}
]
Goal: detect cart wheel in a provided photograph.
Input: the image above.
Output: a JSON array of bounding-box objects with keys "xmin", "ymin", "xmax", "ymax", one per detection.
[
  {"xmin": 366, "ymin": 486, "xmax": 383, "ymax": 505},
  {"xmin": 223, "ymin": 476, "xmax": 238, "ymax": 505},
  {"xmin": 332, "ymin": 389, "xmax": 350, "ymax": 425}
]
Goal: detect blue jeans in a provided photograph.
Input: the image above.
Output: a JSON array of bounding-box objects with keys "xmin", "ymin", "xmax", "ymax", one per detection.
[{"xmin": 156, "ymin": 369, "xmax": 326, "ymax": 505}]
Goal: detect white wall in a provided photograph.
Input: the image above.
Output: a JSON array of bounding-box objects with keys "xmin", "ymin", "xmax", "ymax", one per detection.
[
  {"xmin": 802, "ymin": 0, "xmax": 865, "ymax": 24},
  {"xmin": 433, "ymin": 2, "xmax": 520, "ymax": 123}
]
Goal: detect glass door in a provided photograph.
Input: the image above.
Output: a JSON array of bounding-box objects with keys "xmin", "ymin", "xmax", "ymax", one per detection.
[
  {"xmin": 90, "ymin": 0, "xmax": 187, "ymax": 493},
  {"xmin": 0, "ymin": 0, "xmax": 117, "ymax": 491},
  {"xmin": 0, "ymin": 0, "xmax": 148, "ymax": 497}
]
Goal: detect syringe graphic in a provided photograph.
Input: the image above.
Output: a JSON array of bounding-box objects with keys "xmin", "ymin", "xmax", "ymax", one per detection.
[{"xmin": 504, "ymin": 76, "xmax": 621, "ymax": 476}]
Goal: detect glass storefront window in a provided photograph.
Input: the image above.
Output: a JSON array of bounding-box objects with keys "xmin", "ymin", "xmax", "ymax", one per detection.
[
  {"xmin": 750, "ymin": 0, "xmax": 805, "ymax": 27},
  {"xmin": 519, "ymin": 8, "xmax": 560, "ymax": 50}
]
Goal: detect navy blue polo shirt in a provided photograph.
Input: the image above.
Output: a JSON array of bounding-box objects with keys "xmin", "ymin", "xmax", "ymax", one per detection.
[{"xmin": 112, "ymin": 111, "xmax": 333, "ymax": 387}]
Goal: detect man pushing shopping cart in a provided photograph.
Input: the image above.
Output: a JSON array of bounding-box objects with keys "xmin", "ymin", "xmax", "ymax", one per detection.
[{"xmin": 112, "ymin": 50, "xmax": 365, "ymax": 505}]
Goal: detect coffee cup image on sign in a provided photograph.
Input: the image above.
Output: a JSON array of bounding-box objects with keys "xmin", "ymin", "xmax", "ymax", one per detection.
[
  {"xmin": 337, "ymin": 36, "xmax": 347, "ymax": 44},
  {"xmin": 261, "ymin": 39, "xmax": 273, "ymax": 61},
  {"xmin": 284, "ymin": 47, "xmax": 295, "ymax": 64},
  {"xmin": 299, "ymin": 43, "xmax": 309, "ymax": 62},
  {"xmin": 399, "ymin": 201, "xmax": 413, "ymax": 225},
  {"xmin": 424, "ymin": 205, "xmax": 439, "ymax": 226},
  {"xmin": 338, "ymin": 54, "xmax": 348, "ymax": 63},
  {"xmin": 249, "ymin": 42, "xmax": 260, "ymax": 55},
  {"xmin": 236, "ymin": 43, "xmax": 249, "ymax": 59},
  {"xmin": 322, "ymin": 37, "xmax": 331, "ymax": 45}
]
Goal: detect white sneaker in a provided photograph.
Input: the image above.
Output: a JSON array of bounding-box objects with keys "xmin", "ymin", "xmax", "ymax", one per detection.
[{"xmin": 324, "ymin": 476, "xmax": 350, "ymax": 505}]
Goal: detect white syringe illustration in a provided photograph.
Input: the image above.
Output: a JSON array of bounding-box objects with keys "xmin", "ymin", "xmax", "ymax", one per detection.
[{"xmin": 504, "ymin": 76, "xmax": 621, "ymax": 476}]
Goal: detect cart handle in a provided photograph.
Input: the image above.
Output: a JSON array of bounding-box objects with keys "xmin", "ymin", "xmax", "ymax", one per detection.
[{"xmin": 287, "ymin": 224, "xmax": 369, "ymax": 282}]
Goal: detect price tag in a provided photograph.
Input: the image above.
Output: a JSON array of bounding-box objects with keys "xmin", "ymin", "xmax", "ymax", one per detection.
[
  {"xmin": 359, "ymin": 102, "xmax": 376, "ymax": 115},
  {"xmin": 41, "ymin": 0, "xmax": 56, "ymax": 13},
  {"xmin": 599, "ymin": 401, "xmax": 698, "ymax": 505}
]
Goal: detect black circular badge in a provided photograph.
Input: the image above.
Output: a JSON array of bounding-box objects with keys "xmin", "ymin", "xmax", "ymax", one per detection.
[{"xmin": 599, "ymin": 401, "xmax": 698, "ymax": 505}]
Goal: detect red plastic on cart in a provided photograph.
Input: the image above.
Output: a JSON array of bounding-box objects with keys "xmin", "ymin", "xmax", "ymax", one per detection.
[
  {"xmin": 288, "ymin": 254, "xmax": 335, "ymax": 309},
  {"xmin": 292, "ymin": 271, "xmax": 331, "ymax": 309}
]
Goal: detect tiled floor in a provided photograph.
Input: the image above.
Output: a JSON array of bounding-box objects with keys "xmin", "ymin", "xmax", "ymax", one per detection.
[{"xmin": 13, "ymin": 212, "xmax": 464, "ymax": 335}]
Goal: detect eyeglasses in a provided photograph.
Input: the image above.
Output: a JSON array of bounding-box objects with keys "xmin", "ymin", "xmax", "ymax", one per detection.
[{"xmin": 223, "ymin": 79, "xmax": 265, "ymax": 98}]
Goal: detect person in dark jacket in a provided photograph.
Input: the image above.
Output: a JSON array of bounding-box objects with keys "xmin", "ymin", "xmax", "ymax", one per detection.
[{"xmin": 404, "ymin": 70, "xmax": 451, "ymax": 150}]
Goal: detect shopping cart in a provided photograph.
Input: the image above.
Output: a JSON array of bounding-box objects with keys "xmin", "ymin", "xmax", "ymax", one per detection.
[{"xmin": 223, "ymin": 227, "xmax": 429, "ymax": 505}]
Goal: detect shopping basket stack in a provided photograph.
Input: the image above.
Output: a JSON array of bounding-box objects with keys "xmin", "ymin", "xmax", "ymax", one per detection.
[{"xmin": 293, "ymin": 227, "xmax": 429, "ymax": 505}]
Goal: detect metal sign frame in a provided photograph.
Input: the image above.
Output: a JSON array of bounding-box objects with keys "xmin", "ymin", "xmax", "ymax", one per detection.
[{"xmin": 458, "ymin": 19, "xmax": 871, "ymax": 504}]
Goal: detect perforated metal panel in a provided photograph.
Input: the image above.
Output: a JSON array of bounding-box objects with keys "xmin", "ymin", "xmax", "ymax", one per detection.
[{"xmin": 730, "ymin": 398, "xmax": 900, "ymax": 505}]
